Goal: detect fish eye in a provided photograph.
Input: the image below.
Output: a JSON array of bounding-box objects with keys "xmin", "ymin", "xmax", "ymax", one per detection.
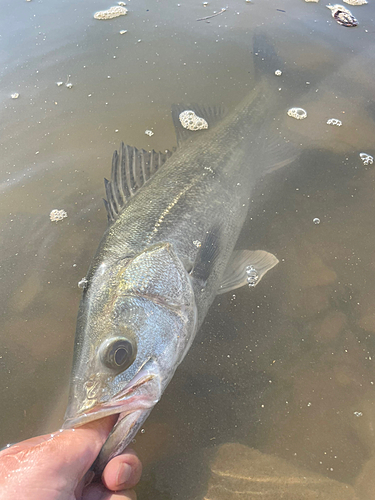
[{"xmin": 100, "ymin": 337, "xmax": 137, "ymax": 372}]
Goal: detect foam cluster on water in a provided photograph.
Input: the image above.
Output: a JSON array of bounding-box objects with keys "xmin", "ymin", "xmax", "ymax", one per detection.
[
  {"xmin": 327, "ymin": 118, "xmax": 342, "ymax": 126},
  {"xmin": 343, "ymin": 0, "xmax": 367, "ymax": 5},
  {"xmin": 179, "ymin": 110, "xmax": 208, "ymax": 131},
  {"xmin": 359, "ymin": 153, "xmax": 374, "ymax": 166},
  {"xmin": 50, "ymin": 209, "xmax": 67, "ymax": 222},
  {"xmin": 94, "ymin": 6, "xmax": 128, "ymax": 20},
  {"xmin": 287, "ymin": 107, "xmax": 307, "ymax": 120}
]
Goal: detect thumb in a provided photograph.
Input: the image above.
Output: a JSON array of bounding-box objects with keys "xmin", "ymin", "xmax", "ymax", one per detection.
[
  {"xmin": 39, "ymin": 416, "xmax": 117, "ymax": 484},
  {"xmin": 0, "ymin": 416, "xmax": 116, "ymax": 499}
]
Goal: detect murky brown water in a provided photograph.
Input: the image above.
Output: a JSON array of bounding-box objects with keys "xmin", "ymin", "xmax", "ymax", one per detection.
[{"xmin": 2, "ymin": 0, "xmax": 375, "ymax": 498}]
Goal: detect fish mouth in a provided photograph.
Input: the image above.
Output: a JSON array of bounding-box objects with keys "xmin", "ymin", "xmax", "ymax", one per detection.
[{"xmin": 63, "ymin": 361, "xmax": 162, "ymax": 429}]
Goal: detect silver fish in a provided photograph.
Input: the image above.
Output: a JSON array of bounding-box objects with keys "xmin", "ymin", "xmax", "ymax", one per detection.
[{"xmin": 63, "ymin": 43, "xmax": 291, "ymax": 474}]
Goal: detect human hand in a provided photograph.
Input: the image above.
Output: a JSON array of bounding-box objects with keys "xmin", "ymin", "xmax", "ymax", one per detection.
[{"xmin": 0, "ymin": 416, "xmax": 142, "ymax": 500}]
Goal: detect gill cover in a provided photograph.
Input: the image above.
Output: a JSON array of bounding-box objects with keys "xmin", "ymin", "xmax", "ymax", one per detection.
[{"xmin": 64, "ymin": 242, "xmax": 197, "ymax": 427}]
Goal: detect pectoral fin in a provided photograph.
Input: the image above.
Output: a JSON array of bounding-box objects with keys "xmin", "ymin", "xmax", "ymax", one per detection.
[{"xmin": 217, "ymin": 250, "xmax": 279, "ymax": 294}]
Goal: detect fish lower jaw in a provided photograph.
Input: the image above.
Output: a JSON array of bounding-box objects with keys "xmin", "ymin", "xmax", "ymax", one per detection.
[
  {"xmin": 92, "ymin": 407, "xmax": 153, "ymax": 476},
  {"xmin": 63, "ymin": 369, "xmax": 162, "ymax": 429},
  {"xmin": 63, "ymin": 392, "xmax": 159, "ymax": 429}
]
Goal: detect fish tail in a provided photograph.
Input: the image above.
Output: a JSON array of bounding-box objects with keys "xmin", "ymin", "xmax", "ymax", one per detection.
[{"xmin": 252, "ymin": 32, "xmax": 284, "ymax": 82}]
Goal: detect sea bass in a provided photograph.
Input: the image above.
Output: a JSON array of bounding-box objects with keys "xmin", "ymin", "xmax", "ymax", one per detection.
[{"xmin": 63, "ymin": 50, "xmax": 292, "ymax": 473}]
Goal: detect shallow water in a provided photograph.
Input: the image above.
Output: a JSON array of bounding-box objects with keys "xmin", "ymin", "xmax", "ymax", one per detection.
[{"xmin": 2, "ymin": 0, "xmax": 375, "ymax": 498}]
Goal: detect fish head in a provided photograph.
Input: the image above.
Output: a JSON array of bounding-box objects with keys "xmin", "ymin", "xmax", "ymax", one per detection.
[{"xmin": 63, "ymin": 242, "xmax": 197, "ymax": 462}]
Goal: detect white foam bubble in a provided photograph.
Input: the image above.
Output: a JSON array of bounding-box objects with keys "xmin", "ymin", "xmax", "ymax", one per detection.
[
  {"xmin": 94, "ymin": 6, "xmax": 128, "ymax": 20},
  {"xmin": 287, "ymin": 107, "xmax": 307, "ymax": 120},
  {"xmin": 50, "ymin": 209, "xmax": 68, "ymax": 222},
  {"xmin": 179, "ymin": 110, "xmax": 208, "ymax": 131},
  {"xmin": 327, "ymin": 118, "xmax": 342, "ymax": 126},
  {"xmin": 359, "ymin": 153, "xmax": 374, "ymax": 166},
  {"xmin": 343, "ymin": 0, "xmax": 367, "ymax": 5}
]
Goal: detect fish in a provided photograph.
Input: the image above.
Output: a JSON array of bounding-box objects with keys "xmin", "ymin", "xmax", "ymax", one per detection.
[{"xmin": 63, "ymin": 39, "xmax": 294, "ymax": 475}]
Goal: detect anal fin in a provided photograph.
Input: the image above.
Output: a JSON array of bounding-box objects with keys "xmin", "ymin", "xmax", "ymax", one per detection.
[
  {"xmin": 262, "ymin": 135, "xmax": 298, "ymax": 175},
  {"xmin": 217, "ymin": 250, "xmax": 279, "ymax": 295}
]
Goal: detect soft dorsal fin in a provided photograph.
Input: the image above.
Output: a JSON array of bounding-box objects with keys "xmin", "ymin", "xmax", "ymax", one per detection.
[
  {"xmin": 171, "ymin": 104, "xmax": 226, "ymax": 146},
  {"xmin": 103, "ymin": 143, "xmax": 173, "ymax": 223}
]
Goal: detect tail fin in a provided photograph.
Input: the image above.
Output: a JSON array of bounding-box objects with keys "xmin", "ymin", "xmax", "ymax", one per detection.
[{"xmin": 252, "ymin": 31, "xmax": 319, "ymax": 94}]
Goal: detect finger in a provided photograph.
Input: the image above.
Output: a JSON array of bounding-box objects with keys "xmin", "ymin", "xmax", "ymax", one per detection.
[
  {"xmin": 0, "ymin": 416, "xmax": 117, "ymax": 489},
  {"xmin": 79, "ymin": 415, "xmax": 118, "ymax": 445},
  {"xmin": 0, "ymin": 433, "xmax": 55, "ymax": 458},
  {"xmin": 1, "ymin": 416, "xmax": 117, "ymax": 460},
  {"xmin": 101, "ymin": 449, "xmax": 142, "ymax": 491},
  {"xmin": 82, "ymin": 483, "xmax": 137, "ymax": 500},
  {"xmin": 50, "ymin": 415, "xmax": 117, "ymax": 485}
]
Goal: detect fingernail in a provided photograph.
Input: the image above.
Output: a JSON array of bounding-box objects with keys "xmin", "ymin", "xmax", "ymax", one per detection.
[{"xmin": 116, "ymin": 463, "xmax": 132, "ymax": 487}]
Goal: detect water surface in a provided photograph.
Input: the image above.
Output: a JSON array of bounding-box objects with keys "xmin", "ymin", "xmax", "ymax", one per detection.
[{"xmin": 1, "ymin": 0, "xmax": 375, "ymax": 498}]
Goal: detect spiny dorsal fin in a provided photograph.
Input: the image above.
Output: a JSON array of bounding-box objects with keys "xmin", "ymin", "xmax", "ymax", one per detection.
[
  {"xmin": 103, "ymin": 143, "xmax": 173, "ymax": 223},
  {"xmin": 171, "ymin": 104, "xmax": 226, "ymax": 146}
]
